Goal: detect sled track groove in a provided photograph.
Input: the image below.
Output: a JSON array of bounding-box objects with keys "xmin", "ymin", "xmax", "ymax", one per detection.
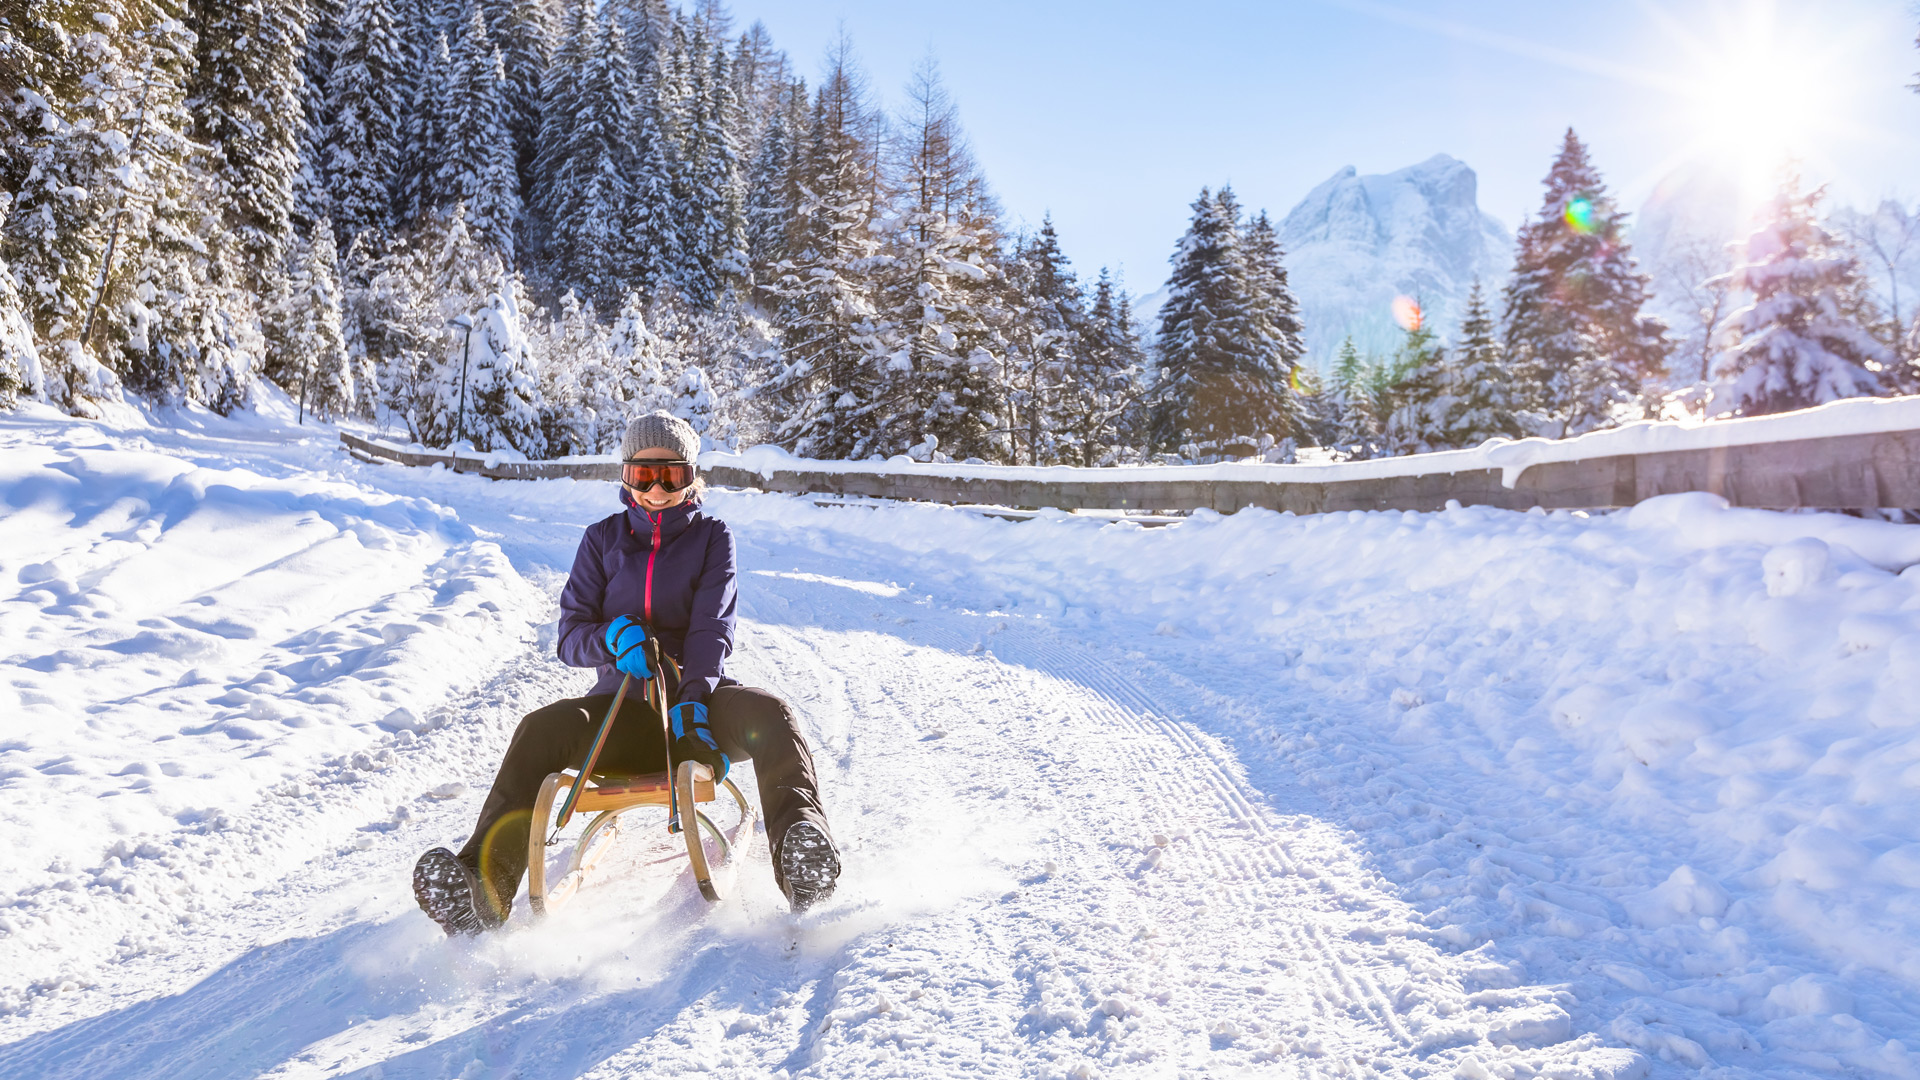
[{"xmin": 799, "ymin": 618, "xmax": 1465, "ymax": 1072}]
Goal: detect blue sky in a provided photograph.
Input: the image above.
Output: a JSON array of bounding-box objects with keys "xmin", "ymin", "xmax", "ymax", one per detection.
[{"xmin": 728, "ymin": 0, "xmax": 1920, "ymax": 293}]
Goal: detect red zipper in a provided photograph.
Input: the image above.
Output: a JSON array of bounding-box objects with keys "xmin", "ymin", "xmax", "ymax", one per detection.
[{"xmin": 644, "ymin": 511, "xmax": 662, "ymax": 623}]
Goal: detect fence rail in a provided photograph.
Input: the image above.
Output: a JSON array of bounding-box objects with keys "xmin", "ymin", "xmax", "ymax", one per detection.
[{"xmin": 339, "ymin": 424, "xmax": 1920, "ymax": 513}]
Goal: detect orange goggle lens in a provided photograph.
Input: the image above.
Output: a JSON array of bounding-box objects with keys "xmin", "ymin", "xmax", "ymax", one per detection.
[{"xmin": 622, "ymin": 460, "xmax": 695, "ymax": 492}]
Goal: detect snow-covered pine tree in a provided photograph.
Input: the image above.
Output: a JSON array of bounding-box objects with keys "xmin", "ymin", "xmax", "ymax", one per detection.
[
  {"xmin": 1289, "ymin": 361, "xmax": 1334, "ymax": 450},
  {"xmin": 1903, "ymin": 317, "xmax": 1920, "ymax": 397},
  {"xmin": 626, "ymin": 16, "xmax": 684, "ymax": 296},
  {"xmin": 1149, "ymin": 187, "xmax": 1294, "ymax": 458},
  {"xmin": 675, "ymin": 40, "xmax": 746, "ymax": 305},
  {"xmin": 351, "ymin": 230, "xmax": 444, "ymax": 437},
  {"xmin": 671, "ymin": 362, "xmax": 716, "ymax": 444},
  {"xmin": 186, "ymin": 0, "xmax": 306, "ymax": 296},
  {"xmin": 1063, "ymin": 268, "xmax": 1146, "ymax": 464},
  {"xmin": 293, "ymin": 0, "xmax": 345, "ymax": 228},
  {"xmin": 0, "ymin": 196, "xmax": 45, "ymax": 404},
  {"xmin": 605, "ymin": 0, "xmax": 673, "ymax": 68},
  {"xmin": 277, "ymin": 220, "xmax": 352, "ymax": 418},
  {"xmin": 481, "ymin": 0, "xmax": 551, "ymax": 199},
  {"xmin": 307, "ymin": 223, "xmax": 354, "ymax": 416},
  {"xmin": 1379, "ymin": 313, "xmax": 1447, "ymax": 455},
  {"xmin": 877, "ymin": 56, "xmax": 1004, "ymax": 462},
  {"xmin": 410, "ymin": 202, "xmax": 502, "ymax": 444},
  {"xmin": 660, "ymin": 20, "xmax": 707, "ymax": 297},
  {"xmin": 687, "ymin": 299, "xmax": 776, "ymax": 448},
  {"xmin": 446, "ymin": 8, "xmax": 520, "ymax": 260},
  {"xmin": 1501, "ymin": 128, "xmax": 1667, "ymax": 436},
  {"xmin": 679, "ymin": 31, "xmax": 720, "ymax": 299},
  {"xmin": 606, "ymin": 290, "xmax": 674, "ymax": 428},
  {"xmin": 531, "ymin": 0, "xmax": 588, "ymax": 239},
  {"xmin": 1439, "ymin": 280, "xmax": 1521, "ymax": 447},
  {"xmin": 1327, "ymin": 335, "xmax": 1382, "ymax": 457},
  {"xmin": 1240, "ymin": 210, "xmax": 1309, "ymax": 441},
  {"xmin": 336, "ymin": 230, "xmax": 380, "ymax": 417},
  {"xmin": 743, "ymin": 99, "xmax": 794, "ymax": 289},
  {"xmin": 1711, "ymin": 176, "xmax": 1890, "ymax": 416},
  {"xmin": 729, "ymin": 20, "xmax": 791, "ymax": 161},
  {"xmin": 462, "ymin": 268, "xmax": 543, "ymax": 454},
  {"xmin": 765, "ymin": 38, "xmax": 889, "ymax": 458},
  {"xmin": 1001, "ymin": 218, "xmax": 1084, "ymax": 465},
  {"xmin": 1111, "ymin": 289, "xmax": 1152, "ymax": 450},
  {"xmin": 532, "ymin": 2, "xmax": 630, "ymax": 308},
  {"xmin": 533, "ymin": 288, "xmax": 606, "ymax": 455},
  {"xmin": 0, "ymin": 0, "xmax": 188, "ymax": 414},
  {"xmin": 323, "ymin": 0, "xmax": 408, "ymax": 246},
  {"xmin": 21, "ymin": 0, "xmax": 253, "ymax": 412},
  {"xmin": 397, "ymin": 28, "xmax": 451, "ymax": 224},
  {"xmin": 83, "ymin": 3, "xmax": 249, "ymax": 410},
  {"xmin": 128, "ymin": 147, "xmax": 262, "ymax": 412}
]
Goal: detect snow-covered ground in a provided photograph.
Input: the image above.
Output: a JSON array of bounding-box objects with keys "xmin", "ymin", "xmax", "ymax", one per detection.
[{"xmin": 4, "ymin": 403, "xmax": 1920, "ymax": 1079}]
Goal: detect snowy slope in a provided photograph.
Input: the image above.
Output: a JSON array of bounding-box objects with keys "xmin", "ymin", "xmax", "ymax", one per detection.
[
  {"xmin": 1280, "ymin": 154, "xmax": 1514, "ymax": 367},
  {"xmin": 4, "ymin": 405, "xmax": 1920, "ymax": 1078}
]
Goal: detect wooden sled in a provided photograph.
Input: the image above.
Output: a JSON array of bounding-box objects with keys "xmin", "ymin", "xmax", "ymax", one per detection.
[{"xmin": 527, "ymin": 641, "xmax": 754, "ymax": 915}]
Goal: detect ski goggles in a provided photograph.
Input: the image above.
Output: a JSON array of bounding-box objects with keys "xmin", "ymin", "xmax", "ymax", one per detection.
[{"xmin": 621, "ymin": 459, "xmax": 696, "ymax": 493}]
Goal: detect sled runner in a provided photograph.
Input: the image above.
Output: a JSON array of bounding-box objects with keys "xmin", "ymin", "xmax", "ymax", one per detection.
[{"xmin": 527, "ymin": 640, "xmax": 753, "ymax": 913}]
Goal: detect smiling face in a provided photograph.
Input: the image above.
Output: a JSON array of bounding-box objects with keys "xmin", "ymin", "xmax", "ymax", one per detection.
[{"xmin": 624, "ymin": 446, "xmax": 694, "ymax": 512}]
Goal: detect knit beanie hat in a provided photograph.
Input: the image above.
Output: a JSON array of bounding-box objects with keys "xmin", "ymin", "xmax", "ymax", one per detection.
[{"xmin": 621, "ymin": 411, "xmax": 701, "ymax": 463}]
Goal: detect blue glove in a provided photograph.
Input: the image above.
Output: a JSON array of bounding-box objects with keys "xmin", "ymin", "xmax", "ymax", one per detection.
[
  {"xmin": 604, "ymin": 615, "xmax": 652, "ymax": 679},
  {"xmin": 669, "ymin": 701, "xmax": 729, "ymax": 782}
]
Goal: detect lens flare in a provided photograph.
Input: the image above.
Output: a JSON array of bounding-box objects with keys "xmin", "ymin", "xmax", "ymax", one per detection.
[
  {"xmin": 1563, "ymin": 197, "xmax": 1597, "ymax": 235},
  {"xmin": 1391, "ymin": 295, "xmax": 1423, "ymax": 332}
]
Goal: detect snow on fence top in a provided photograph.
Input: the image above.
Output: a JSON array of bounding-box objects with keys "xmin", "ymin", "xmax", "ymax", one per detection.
[{"xmin": 341, "ymin": 394, "xmax": 1920, "ymax": 513}]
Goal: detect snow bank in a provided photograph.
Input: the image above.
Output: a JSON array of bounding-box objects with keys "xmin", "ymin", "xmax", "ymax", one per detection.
[
  {"xmin": 706, "ymin": 394, "xmax": 1920, "ymax": 489},
  {"xmin": 0, "ymin": 413, "xmax": 547, "ymax": 1002}
]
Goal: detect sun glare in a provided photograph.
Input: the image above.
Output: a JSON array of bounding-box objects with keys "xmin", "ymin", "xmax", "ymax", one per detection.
[{"xmin": 1673, "ymin": 6, "xmax": 1858, "ymax": 209}]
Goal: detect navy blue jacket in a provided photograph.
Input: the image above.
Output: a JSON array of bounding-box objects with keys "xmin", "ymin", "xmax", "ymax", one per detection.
[{"xmin": 556, "ymin": 495, "xmax": 737, "ymax": 704}]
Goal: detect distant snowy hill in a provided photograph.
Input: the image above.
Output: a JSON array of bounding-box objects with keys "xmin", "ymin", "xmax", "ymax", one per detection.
[{"xmin": 1278, "ymin": 154, "xmax": 1512, "ymax": 368}]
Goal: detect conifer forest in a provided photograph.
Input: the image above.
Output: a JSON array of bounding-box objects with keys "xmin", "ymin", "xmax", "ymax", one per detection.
[{"xmin": 2, "ymin": 0, "xmax": 1916, "ymax": 463}]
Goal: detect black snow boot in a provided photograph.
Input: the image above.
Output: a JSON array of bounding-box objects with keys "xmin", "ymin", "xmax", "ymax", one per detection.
[
  {"xmin": 413, "ymin": 847, "xmax": 501, "ymax": 936},
  {"xmin": 776, "ymin": 821, "xmax": 840, "ymax": 912}
]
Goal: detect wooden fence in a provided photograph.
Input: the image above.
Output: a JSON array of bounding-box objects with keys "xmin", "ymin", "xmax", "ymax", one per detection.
[{"xmin": 339, "ymin": 427, "xmax": 1920, "ymax": 513}]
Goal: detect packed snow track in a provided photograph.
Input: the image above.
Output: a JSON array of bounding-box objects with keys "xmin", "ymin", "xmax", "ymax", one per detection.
[{"xmin": 5, "ymin": 404, "xmax": 1920, "ymax": 1079}]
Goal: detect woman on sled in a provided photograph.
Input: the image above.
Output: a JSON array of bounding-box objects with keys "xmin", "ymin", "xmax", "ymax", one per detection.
[{"xmin": 412, "ymin": 412, "xmax": 840, "ymax": 934}]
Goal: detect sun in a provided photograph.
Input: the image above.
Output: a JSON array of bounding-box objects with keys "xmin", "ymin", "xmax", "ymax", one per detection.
[{"xmin": 1669, "ymin": 3, "xmax": 1865, "ymax": 209}]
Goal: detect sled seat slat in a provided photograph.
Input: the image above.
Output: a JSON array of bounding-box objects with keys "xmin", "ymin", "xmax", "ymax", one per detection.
[{"xmin": 572, "ymin": 770, "xmax": 716, "ymax": 812}]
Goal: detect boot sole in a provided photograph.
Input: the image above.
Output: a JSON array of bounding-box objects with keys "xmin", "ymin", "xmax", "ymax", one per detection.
[
  {"xmin": 779, "ymin": 823, "xmax": 841, "ymax": 912},
  {"xmin": 413, "ymin": 847, "xmax": 489, "ymax": 936}
]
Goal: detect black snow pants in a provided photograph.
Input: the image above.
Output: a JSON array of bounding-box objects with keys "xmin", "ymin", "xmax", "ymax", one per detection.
[{"xmin": 456, "ymin": 684, "xmax": 830, "ymax": 918}]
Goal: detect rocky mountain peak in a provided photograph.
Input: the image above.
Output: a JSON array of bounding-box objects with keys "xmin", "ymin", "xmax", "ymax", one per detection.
[{"xmin": 1279, "ymin": 155, "xmax": 1512, "ymax": 367}]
